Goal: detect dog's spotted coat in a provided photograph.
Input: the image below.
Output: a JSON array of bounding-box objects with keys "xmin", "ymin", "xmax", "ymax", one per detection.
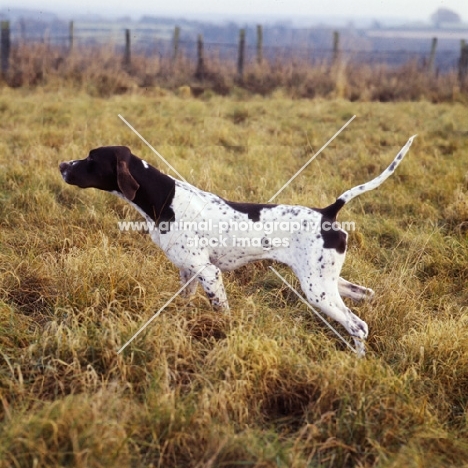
[{"xmin": 60, "ymin": 136, "xmax": 415, "ymax": 355}]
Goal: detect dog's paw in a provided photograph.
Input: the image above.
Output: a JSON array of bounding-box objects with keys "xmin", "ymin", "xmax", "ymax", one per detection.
[{"xmin": 364, "ymin": 288, "xmax": 375, "ymax": 301}]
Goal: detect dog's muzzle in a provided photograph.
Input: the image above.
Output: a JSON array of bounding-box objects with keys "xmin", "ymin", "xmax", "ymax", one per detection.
[{"xmin": 59, "ymin": 161, "xmax": 72, "ymax": 183}]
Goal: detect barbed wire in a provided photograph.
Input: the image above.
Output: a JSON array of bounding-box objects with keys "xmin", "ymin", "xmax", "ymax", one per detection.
[{"xmin": 7, "ymin": 30, "xmax": 462, "ymax": 68}]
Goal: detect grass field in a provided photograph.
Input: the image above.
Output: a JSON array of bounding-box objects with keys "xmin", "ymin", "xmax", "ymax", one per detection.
[{"xmin": 0, "ymin": 85, "xmax": 467, "ymax": 467}]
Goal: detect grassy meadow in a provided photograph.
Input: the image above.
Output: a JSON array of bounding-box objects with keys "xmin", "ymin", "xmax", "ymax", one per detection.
[{"xmin": 0, "ymin": 85, "xmax": 467, "ymax": 467}]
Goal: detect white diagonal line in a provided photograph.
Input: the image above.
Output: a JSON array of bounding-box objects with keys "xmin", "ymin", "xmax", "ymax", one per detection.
[
  {"xmin": 117, "ymin": 265, "xmax": 206, "ymax": 354},
  {"xmin": 118, "ymin": 114, "xmax": 189, "ymax": 183},
  {"xmin": 267, "ymin": 115, "xmax": 356, "ymax": 203},
  {"xmin": 268, "ymin": 266, "xmax": 357, "ymax": 353},
  {"xmin": 116, "ymin": 114, "xmax": 357, "ymax": 355}
]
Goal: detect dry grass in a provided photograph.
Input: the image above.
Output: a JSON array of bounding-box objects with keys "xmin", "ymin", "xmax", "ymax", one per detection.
[
  {"xmin": 0, "ymin": 86, "xmax": 467, "ymax": 467},
  {"xmin": 2, "ymin": 42, "xmax": 468, "ymax": 102}
]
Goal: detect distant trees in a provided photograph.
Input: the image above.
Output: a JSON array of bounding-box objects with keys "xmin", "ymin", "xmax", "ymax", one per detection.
[{"xmin": 431, "ymin": 8, "xmax": 462, "ymax": 26}]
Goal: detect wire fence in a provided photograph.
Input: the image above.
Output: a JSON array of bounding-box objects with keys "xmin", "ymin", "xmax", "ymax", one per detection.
[
  {"xmin": 2, "ymin": 19, "xmax": 468, "ymax": 98},
  {"xmin": 3, "ymin": 21, "xmax": 466, "ymax": 71}
]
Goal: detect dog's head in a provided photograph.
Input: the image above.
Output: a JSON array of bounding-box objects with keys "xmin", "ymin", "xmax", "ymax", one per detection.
[{"xmin": 59, "ymin": 146, "xmax": 140, "ymax": 200}]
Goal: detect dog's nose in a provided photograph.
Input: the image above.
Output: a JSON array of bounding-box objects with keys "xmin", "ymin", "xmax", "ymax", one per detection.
[{"xmin": 59, "ymin": 162, "xmax": 69, "ymax": 173}]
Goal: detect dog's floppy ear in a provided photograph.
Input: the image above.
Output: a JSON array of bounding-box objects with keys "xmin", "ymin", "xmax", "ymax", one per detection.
[{"xmin": 116, "ymin": 148, "xmax": 140, "ymax": 200}]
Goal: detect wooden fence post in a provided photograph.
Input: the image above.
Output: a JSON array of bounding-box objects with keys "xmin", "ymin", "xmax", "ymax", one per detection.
[
  {"xmin": 428, "ymin": 37, "xmax": 437, "ymax": 72},
  {"xmin": 459, "ymin": 40, "xmax": 468, "ymax": 87},
  {"xmin": 69, "ymin": 21, "xmax": 74, "ymax": 53},
  {"xmin": 1, "ymin": 21, "xmax": 10, "ymax": 77},
  {"xmin": 256, "ymin": 24, "xmax": 263, "ymax": 64},
  {"xmin": 124, "ymin": 29, "xmax": 131, "ymax": 68},
  {"xmin": 195, "ymin": 34, "xmax": 205, "ymax": 80},
  {"xmin": 332, "ymin": 30, "xmax": 340, "ymax": 65},
  {"xmin": 173, "ymin": 26, "xmax": 180, "ymax": 61},
  {"xmin": 20, "ymin": 19, "xmax": 26, "ymax": 41},
  {"xmin": 237, "ymin": 28, "xmax": 245, "ymax": 80}
]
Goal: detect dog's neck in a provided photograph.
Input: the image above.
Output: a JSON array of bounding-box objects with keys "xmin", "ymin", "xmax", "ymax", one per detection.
[{"xmin": 119, "ymin": 158, "xmax": 177, "ymax": 225}]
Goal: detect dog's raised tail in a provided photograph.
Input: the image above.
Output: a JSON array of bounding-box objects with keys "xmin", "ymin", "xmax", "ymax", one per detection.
[{"xmin": 320, "ymin": 135, "xmax": 416, "ymax": 219}]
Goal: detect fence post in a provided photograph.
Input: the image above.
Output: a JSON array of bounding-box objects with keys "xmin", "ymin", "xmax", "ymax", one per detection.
[
  {"xmin": 237, "ymin": 28, "xmax": 245, "ymax": 80},
  {"xmin": 332, "ymin": 30, "xmax": 340, "ymax": 65},
  {"xmin": 1, "ymin": 21, "xmax": 10, "ymax": 78},
  {"xmin": 256, "ymin": 24, "xmax": 263, "ymax": 64},
  {"xmin": 20, "ymin": 19, "xmax": 26, "ymax": 41},
  {"xmin": 195, "ymin": 34, "xmax": 205, "ymax": 80},
  {"xmin": 124, "ymin": 29, "xmax": 131, "ymax": 68},
  {"xmin": 69, "ymin": 21, "xmax": 74, "ymax": 53},
  {"xmin": 459, "ymin": 40, "xmax": 468, "ymax": 87},
  {"xmin": 173, "ymin": 25, "xmax": 180, "ymax": 61},
  {"xmin": 428, "ymin": 37, "xmax": 437, "ymax": 72}
]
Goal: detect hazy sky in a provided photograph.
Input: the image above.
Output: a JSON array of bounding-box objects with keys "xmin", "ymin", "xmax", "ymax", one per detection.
[{"xmin": 6, "ymin": 0, "xmax": 468, "ymax": 22}]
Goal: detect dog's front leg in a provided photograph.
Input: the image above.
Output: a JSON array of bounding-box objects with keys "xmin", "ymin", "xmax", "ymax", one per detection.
[
  {"xmin": 197, "ymin": 263, "xmax": 230, "ymax": 312},
  {"xmin": 179, "ymin": 268, "xmax": 199, "ymax": 299}
]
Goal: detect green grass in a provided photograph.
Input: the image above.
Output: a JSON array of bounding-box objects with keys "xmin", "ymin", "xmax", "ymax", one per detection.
[{"xmin": 0, "ymin": 86, "xmax": 467, "ymax": 467}]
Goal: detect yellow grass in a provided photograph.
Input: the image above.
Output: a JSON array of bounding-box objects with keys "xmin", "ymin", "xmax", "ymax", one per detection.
[{"xmin": 0, "ymin": 85, "xmax": 467, "ymax": 467}]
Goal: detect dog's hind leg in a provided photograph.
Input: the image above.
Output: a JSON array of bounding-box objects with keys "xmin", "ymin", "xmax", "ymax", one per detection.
[
  {"xmin": 338, "ymin": 277, "xmax": 375, "ymax": 302},
  {"xmin": 299, "ymin": 277, "xmax": 368, "ymax": 356}
]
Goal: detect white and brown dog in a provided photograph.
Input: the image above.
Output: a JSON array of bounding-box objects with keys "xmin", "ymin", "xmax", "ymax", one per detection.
[{"xmin": 60, "ymin": 136, "xmax": 415, "ymax": 355}]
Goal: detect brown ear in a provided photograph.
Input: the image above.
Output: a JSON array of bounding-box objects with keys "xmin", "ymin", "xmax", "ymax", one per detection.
[{"xmin": 117, "ymin": 159, "xmax": 140, "ymax": 200}]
